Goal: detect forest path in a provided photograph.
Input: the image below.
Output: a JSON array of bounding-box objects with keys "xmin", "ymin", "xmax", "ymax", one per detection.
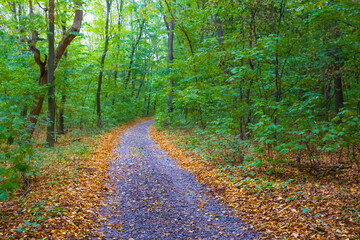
[{"xmin": 96, "ymin": 120, "xmax": 259, "ymax": 239}]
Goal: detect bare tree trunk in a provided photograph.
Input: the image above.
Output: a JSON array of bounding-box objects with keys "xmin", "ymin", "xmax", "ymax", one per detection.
[{"xmin": 97, "ymin": 0, "xmax": 112, "ymax": 128}]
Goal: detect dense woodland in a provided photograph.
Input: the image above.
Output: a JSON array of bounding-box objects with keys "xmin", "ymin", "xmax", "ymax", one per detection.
[{"xmin": 0, "ymin": 0, "xmax": 360, "ymax": 237}]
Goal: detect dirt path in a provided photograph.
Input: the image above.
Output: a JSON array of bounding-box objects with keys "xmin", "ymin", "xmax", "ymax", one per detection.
[{"xmin": 96, "ymin": 120, "xmax": 259, "ymax": 239}]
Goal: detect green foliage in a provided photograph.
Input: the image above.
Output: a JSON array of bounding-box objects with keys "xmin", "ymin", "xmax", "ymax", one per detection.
[
  {"xmin": 153, "ymin": 0, "xmax": 360, "ymax": 172},
  {"xmin": 1, "ymin": 0, "xmax": 359, "ymax": 199},
  {"xmin": 0, "ymin": 124, "xmax": 32, "ymax": 200},
  {"xmin": 0, "ymin": 0, "xmax": 160, "ymax": 200}
]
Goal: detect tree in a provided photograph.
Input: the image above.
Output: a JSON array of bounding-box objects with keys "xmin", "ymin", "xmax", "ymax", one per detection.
[
  {"xmin": 26, "ymin": 2, "xmax": 83, "ymax": 137},
  {"xmin": 162, "ymin": 0, "xmax": 175, "ymax": 114},
  {"xmin": 97, "ymin": 0, "xmax": 113, "ymax": 128},
  {"xmin": 46, "ymin": 0, "xmax": 55, "ymax": 147}
]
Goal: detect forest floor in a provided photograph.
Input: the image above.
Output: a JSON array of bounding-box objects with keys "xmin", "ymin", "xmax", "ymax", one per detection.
[
  {"xmin": 94, "ymin": 120, "xmax": 259, "ymax": 239},
  {"xmin": 1, "ymin": 118, "xmax": 359, "ymax": 239},
  {"xmin": 151, "ymin": 126, "xmax": 360, "ymax": 239},
  {"xmin": 0, "ymin": 118, "xmax": 151, "ymax": 239}
]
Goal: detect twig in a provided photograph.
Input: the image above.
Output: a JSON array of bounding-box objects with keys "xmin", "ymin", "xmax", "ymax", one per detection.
[
  {"xmin": 36, "ymin": 1, "xmax": 48, "ymax": 12},
  {"xmin": 18, "ymin": 173, "xmax": 32, "ymax": 200}
]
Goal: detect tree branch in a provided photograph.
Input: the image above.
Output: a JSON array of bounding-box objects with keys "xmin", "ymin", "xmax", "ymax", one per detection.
[
  {"xmin": 54, "ymin": 5, "xmax": 83, "ymax": 69},
  {"xmin": 28, "ymin": 31, "xmax": 46, "ymax": 74}
]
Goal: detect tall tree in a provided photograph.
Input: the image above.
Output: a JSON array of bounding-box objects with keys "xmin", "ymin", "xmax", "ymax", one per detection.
[
  {"xmin": 124, "ymin": 18, "xmax": 146, "ymax": 89},
  {"xmin": 97, "ymin": 0, "xmax": 112, "ymax": 128},
  {"xmin": 163, "ymin": 0, "xmax": 175, "ymax": 114},
  {"xmin": 26, "ymin": 3, "xmax": 84, "ymax": 137},
  {"xmin": 113, "ymin": 0, "xmax": 124, "ymax": 91},
  {"xmin": 46, "ymin": 0, "xmax": 55, "ymax": 147}
]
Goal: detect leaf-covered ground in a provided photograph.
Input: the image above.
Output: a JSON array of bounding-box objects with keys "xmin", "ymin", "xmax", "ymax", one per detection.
[
  {"xmin": 2, "ymin": 118, "xmax": 358, "ymax": 239},
  {"xmin": 150, "ymin": 126, "xmax": 360, "ymax": 239},
  {"xmin": 0, "ymin": 118, "xmax": 150, "ymax": 239},
  {"xmin": 95, "ymin": 120, "xmax": 259, "ymax": 239}
]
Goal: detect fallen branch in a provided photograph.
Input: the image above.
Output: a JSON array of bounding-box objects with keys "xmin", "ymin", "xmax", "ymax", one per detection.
[{"xmin": 18, "ymin": 173, "xmax": 32, "ymax": 200}]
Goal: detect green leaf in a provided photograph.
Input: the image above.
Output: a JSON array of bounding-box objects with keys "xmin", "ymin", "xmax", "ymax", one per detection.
[{"xmin": 0, "ymin": 190, "xmax": 8, "ymax": 201}]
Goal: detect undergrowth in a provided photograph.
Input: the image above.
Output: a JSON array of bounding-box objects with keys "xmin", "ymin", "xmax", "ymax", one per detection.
[
  {"xmin": 151, "ymin": 125, "xmax": 360, "ymax": 239},
  {"xmin": 0, "ymin": 118, "xmax": 150, "ymax": 239}
]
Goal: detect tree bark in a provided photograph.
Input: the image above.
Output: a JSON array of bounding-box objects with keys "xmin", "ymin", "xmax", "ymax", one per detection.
[
  {"xmin": 58, "ymin": 95, "xmax": 66, "ymax": 135},
  {"xmin": 163, "ymin": 0, "xmax": 175, "ymax": 114},
  {"xmin": 46, "ymin": 0, "xmax": 55, "ymax": 147}
]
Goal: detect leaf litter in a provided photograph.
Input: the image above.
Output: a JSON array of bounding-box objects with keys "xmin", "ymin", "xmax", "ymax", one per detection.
[
  {"xmin": 0, "ymin": 118, "xmax": 150, "ymax": 239},
  {"xmin": 150, "ymin": 125, "xmax": 360, "ymax": 239}
]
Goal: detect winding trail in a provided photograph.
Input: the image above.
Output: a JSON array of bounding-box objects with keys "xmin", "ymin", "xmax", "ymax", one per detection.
[{"xmin": 97, "ymin": 120, "xmax": 259, "ymax": 239}]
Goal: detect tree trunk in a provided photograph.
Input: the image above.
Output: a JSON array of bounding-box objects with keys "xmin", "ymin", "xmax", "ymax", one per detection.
[
  {"xmin": 146, "ymin": 82, "xmax": 152, "ymax": 116},
  {"xmin": 29, "ymin": 0, "xmax": 33, "ymax": 14},
  {"xmin": 25, "ymin": 5, "xmax": 83, "ymax": 137},
  {"xmin": 58, "ymin": 95, "xmax": 66, "ymax": 135},
  {"xmin": 211, "ymin": 14, "xmax": 224, "ymax": 45},
  {"xmin": 26, "ymin": 65, "xmax": 47, "ymax": 137},
  {"xmin": 46, "ymin": 0, "xmax": 55, "ymax": 147},
  {"xmin": 113, "ymin": 0, "xmax": 124, "ymax": 98},
  {"xmin": 21, "ymin": 107, "xmax": 27, "ymax": 118},
  {"xmin": 163, "ymin": 8, "xmax": 175, "ymax": 114},
  {"xmin": 97, "ymin": 0, "xmax": 112, "ymax": 128},
  {"xmin": 275, "ymin": 1, "xmax": 285, "ymax": 104},
  {"xmin": 209, "ymin": 8, "xmax": 233, "ymax": 78},
  {"xmin": 334, "ymin": 54, "xmax": 344, "ymax": 114},
  {"xmin": 136, "ymin": 79, "xmax": 144, "ymax": 99},
  {"xmin": 136, "ymin": 57, "xmax": 147, "ymax": 99},
  {"xmin": 125, "ymin": 19, "xmax": 145, "ymax": 89},
  {"xmin": 9, "ymin": 2, "xmax": 17, "ymax": 21}
]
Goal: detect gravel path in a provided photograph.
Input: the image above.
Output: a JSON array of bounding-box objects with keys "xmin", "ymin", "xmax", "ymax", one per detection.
[{"xmin": 96, "ymin": 120, "xmax": 259, "ymax": 239}]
